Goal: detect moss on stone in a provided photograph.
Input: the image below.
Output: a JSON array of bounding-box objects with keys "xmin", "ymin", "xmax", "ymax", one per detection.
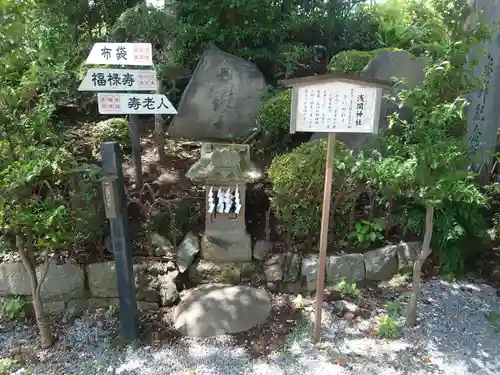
[
  {"xmin": 240, "ymin": 262, "xmax": 265, "ymax": 285},
  {"xmin": 327, "ymin": 48, "xmax": 399, "ymax": 75},
  {"xmin": 189, "ymin": 260, "xmax": 242, "ymax": 284}
]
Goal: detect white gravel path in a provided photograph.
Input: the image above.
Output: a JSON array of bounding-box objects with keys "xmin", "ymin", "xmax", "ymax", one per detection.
[{"xmin": 2, "ymin": 278, "xmax": 500, "ymax": 375}]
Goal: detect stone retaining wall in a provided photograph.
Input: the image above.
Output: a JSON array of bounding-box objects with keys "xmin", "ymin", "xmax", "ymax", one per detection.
[
  {"xmin": 189, "ymin": 241, "xmax": 421, "ymax": 293},
  {"xmin": 0, "ymin": 260, "xmax": 180, "ymax": 317},
  {"xmin": 0, "ymin": 240, "xmax": 421, "ymax": 317}
]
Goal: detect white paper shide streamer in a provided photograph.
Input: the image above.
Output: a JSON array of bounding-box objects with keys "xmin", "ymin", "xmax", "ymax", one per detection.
[
  {"xmin": 208, "ymin": 186, "xmax": 215, "ymax": 214},
  {"xmin": 234, "ymin": 185, "xmax": 242, "ymax": 214},
  {"xmin": 216, "ymin": 188, "xmax": 225, "ymax": 213},
  {"xmin": 224, "ymin": 187, "xmax": 234, "ymax": 213}
]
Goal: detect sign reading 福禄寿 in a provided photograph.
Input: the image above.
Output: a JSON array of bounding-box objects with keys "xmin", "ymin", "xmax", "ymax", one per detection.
[
  {"xmin": 290, "ymin": 79, "xmax": 383, "ymax": 134},
  {"xmin": 78, "ymin": 69, "xmax": 157, "ymax": 92},
  {"xmin": 97, "ymin": 93, "xmax": 177, "ymax": 115},
  {"xmin": 85, "ymin": 43, "xmax": 153, "ymax": 66}
]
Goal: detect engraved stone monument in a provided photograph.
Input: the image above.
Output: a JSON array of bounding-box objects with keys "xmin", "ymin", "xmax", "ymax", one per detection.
[
  {"xmin": 186, "ymin": 143, "xmax": 263, "ymax": 262},
  {"xmin": 167, "ymin": 45, "xmax": 266, "ymax": 141},
  {"xmin": 465, "ymin": 0, "xmax": 500, "ymax": 178}
]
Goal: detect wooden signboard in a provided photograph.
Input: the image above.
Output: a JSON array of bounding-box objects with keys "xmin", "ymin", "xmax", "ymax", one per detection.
[
  {"xmin": 283, "ymin": 73, "xmax": 391, "ymax": 343},
  {"xmin": 97, "ymin": 93, "xmax": 177, "ymax": 115},
  {"xmin": 85, "ymin": 43, "xmax": 153, "ymax": 66},
  {"xmin": 289, "ymin": 75, "xmax": 385, "ymax": 134},
  {"xmin": 78, "ymin": 69, "xmax": 157, "ymax": 92}
]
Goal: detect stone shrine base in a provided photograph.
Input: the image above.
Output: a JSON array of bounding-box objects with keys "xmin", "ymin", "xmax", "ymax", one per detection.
[
  {"xmin": 173, "ymin": 284, "xmax": 271, "ymax": 336},
  {"xmin": 201, "ymin": 232, "xmax": 252, "ymax": 262}
]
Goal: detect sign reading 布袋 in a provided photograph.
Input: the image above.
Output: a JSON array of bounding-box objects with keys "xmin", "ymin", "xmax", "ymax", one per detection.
[{"xmin": 85, "ymin": 43, "xmax": 153, "ymax": 66}]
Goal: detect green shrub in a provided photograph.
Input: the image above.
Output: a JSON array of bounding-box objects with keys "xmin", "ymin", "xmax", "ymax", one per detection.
[
  {"xmin": 378, "ymin": 315, "xmax": 399, "ymax": 339},
  {"xmin": 485, "ymin": 311, "xmax": 500, "ymax": 332},
  {"xmin": 397, "ymin": 198, "xmax": 487, "ymax": 276},
  {"xmin": 337, "ymin": 280, "xmax": 360, "ymax": 298},
  {"xmin": 91, "ymin": 118, "xmax": 131, "ymax": 157},
  {"xmin": 327, "ymin": 48, "xmax": 398, "ymax": 75},
  {"xmin": 386, "ymin": 300, "xmax": 403, "ymax": 317},
  {"xmin": 0, "ymin": 358, "xmax": 19, "ymax": 375},
  {"xmin": 348, "ymin": 219, "xmax": 384, "ymax": 246},
  {"xmin": 256, "ymin": 90, "xmax": 293, "ymax": 156},
  {"xmin": 0, "ymin": 296, "xmax": 28, "ymax": 321},
  {"xmin": 268, "ymin": 139, "xmax": 358, "ymax": 240}
]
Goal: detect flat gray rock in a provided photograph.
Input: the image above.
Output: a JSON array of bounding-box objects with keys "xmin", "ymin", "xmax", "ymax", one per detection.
[
  {"xmin": 168, "ymin": 45, "xmax": 266, "ymax": 142},
  {"xmin": 173, "ymin": 284, "xmax": 271, "ymax": 336},
  {"xmin": 361, "ymin": 50, "xmax": 426, "ymax": 129}
]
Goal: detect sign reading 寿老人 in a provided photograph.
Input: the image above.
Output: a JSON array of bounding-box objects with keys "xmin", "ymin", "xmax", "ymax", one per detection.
[
  {"xmin": 85, "ymin": 43, "xmax": 153, "ymax": 66},
  {"xmin": 78, "ymin": 69, "xmax": 157, "ymax": 92},
  {"xmin": 97, "ymin": 93, "xmax": 177, "ymax": 115},
  {"xmin": 290, "ymin": 80, "xmax": 383, "ymax": 134}
]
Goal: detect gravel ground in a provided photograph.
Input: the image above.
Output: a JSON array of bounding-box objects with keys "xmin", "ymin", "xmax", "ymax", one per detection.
[{"xmin": 2, "ymin": 278, "xmax": 500, "ymax": 375}]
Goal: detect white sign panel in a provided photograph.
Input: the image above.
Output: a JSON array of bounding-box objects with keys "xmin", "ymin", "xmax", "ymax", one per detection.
[
  {"xmin": 291, "ymin": 81, "xmax": 382, "ymax": 133},
  {"xmin": 97, "ymin": 93, "xmax": 177, "ymax": 115},
  {"xmin": 78, "ymin": 69, "xmax": 157, "ymax": 91},
  {"xmin": 85, "ymin": 43, "xmax": 153, "ymax": 66}
]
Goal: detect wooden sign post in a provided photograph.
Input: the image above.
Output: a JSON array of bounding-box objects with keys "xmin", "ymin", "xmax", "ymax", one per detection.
[
  {"xmin": 283, "ymin": 74, "xmax": 391, "ymax": 343},
  {"xmin": 78, "ymin": 42, "xmax": 178, "ymax": 344},
  {"xmin": 79, "ymin": 42, "xmax": 177, "ymax": 188}
]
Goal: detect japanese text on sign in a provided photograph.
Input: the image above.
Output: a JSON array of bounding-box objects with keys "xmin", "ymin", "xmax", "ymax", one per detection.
[
  {"xmin": 469, "ymin": 53, "xmax": 494, "ymax": 153},
  {"xmin": 97, "ymin": 93, "xmax": 178, "ymax": 115},
  {"xmin": 78, "ymin": 69, "xmax": 157, "ymax": 91},
  {"xmin": 85, "ymin": 43, "xmax": 153, "ymax": 66},
  {"xmin": 291, "ymin": 80, "xmax": 382, "ymax": 133}
]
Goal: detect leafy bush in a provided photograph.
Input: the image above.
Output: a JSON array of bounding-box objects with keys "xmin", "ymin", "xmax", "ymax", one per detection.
[
  {"xmin": 110, "ymin": 4, "xmax": 175, "ymax": 48},
  {"xmin": 256, "ymin": 90, "xmax": 293, "ymax": 156},
  {"xmin": 362, "ymin": 0, "xmax": 447, "ymax": 52},
  {"xmin": 327, "ymin": 48, "xmax": 399, "ymax": 75},
  {"xmin": 327, "ymin": 50, "xmax": 379, "ymax": 75},
  {"xmin": 91, "ymin": 118, "xmax": 131, "ymax": 157},
  {"xmin": 386, "ymin": 300, "xmax": 403, "ymax": 317},
  {"xmin": 378, "ymin": 315, "xmax": 399, "ymax": 339},
  {"xmin": 485, "ymin": 311, "xmax": 500, "ymax": 333},
  {"xmin": 172, "ymin": 0, "xmax": 379, "ymax": 81},
  {"xmin": 268, "ymin": 139, "xmax": 359, "ymax": 240},
  {"xmin": 337, "ymin": 280, "xmax": 360, "ymax": 298},
  {"xmin": 397, "ymin": 199, "xmax": 487, "ymax": 275},
  {"xmin": 348, "ymin": 219, "xmax": 384, "ymax": 246},
  {"xmin": 110, "ymin": 4, "xmax": 179, "ymax": 82},
  {"xmin": 0, "ymin": 358, "xmax": 19, "ymax": 375},
  {"xmin": 0, "ymin": 296, "xmax": 28, "ymax": 321},
  {"xmin": 375, "ymin": 0, "xmax": 490, "ymax": 327}
]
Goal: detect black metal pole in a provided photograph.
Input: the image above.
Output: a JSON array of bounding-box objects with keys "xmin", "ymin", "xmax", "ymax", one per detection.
[
  {"xmin": 101, "ymin": 141, "xmax": 139, "ymax": 344},
  {"xmin": 129, "ymin": 114, "xmax": 142, "ymax": 188}
]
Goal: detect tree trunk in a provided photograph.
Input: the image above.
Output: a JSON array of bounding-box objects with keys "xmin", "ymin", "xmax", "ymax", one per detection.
[
  {"xmin": 17, "ymin": 234, "xmax": 53, "ymax": 349},
  {"xmin": 406, "ymin": 205, "xmax": 434, "ymax": 327},
  {"xmin": 385, "ymin": 193, "xmax": 393, "ymax": 237}
]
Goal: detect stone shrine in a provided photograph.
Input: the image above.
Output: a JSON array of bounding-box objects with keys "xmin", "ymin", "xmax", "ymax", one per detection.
[
  {"xmin": 186, "ymin": 143, "xmax": 263, "ymax": 262},
  {"xmin": 167, "ymin": 45, "xmax": 266, "ymax": 142}
]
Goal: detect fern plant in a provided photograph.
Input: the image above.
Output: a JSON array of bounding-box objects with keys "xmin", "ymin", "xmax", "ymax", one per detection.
[{"xmin": 397, "ymin": 198, "xmax": 486, "ymax": 275}]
